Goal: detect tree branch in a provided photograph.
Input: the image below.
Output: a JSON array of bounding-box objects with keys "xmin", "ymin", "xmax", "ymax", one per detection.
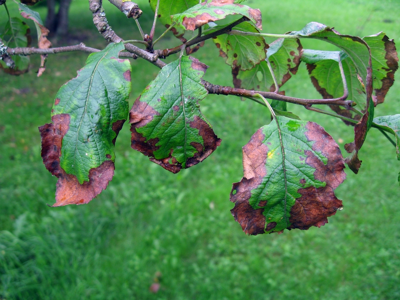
[
  {"xmin": 0, "ymin": 37, "xmax": 15, "ymax": 68},
  {"xmin": 108, "ymin": 0, "xmax": 142, "ymax": 19},
  {"xmin": 88, "ymin": 0, "xmax": 166, "ymax": 68},
  {"xmin": 155, "ymin": 16, "xmax": 248, "ymax": 58}
]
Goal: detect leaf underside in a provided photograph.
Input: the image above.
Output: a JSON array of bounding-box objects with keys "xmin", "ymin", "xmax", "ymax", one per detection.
[
  {"xmin": 130, "ymin": 56, "xmax": 221, "ymax": 173},
  {"xmin": 230, "ymin": 117, "xmax": 345, "ymax": 235},
  {"xmin": 39, "ymin": 43, "xmax": 131, "ymax": 206}
]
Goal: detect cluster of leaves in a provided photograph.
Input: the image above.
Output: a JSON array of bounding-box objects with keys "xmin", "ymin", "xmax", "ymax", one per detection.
[{"xmin": 1, "ymin": 0, "xmax": 399, "ymax": 235}]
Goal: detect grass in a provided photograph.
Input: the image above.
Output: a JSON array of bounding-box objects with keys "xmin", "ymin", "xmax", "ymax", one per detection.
[{"xmin": 1, "ymin": 0, "xmax": 400, "ymax": 299}]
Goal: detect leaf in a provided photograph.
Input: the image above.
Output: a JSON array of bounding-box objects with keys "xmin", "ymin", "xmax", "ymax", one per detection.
[
  {"xmin": 171, "ymin": 0, "xmax": 262, "ymax": 32},
  {"xmin": 130, "ymin": 56, "xmax": 221, "ymax": 173},
  {"xmin": 39, "ymin": 43, "xmax": 131, "ymax": 206},
  {"xmin": 373, "ymin": 115, "xmax": 400, "ymax": 160},
  {"xmin": 149, "ymin": 0, "xmax": 199, "ymax": 40},
  {"xmin": 291, "ymin": 22, "xmax": 374, "ymax": 174},
  {"xmin": 363, "ymin": 32, "xmax": 399, "ymax": 105},
  {"xmin": 213, "ymin": 21, "xmax": 267, "ymax": 70},
  {"xmin": 302, "ymin": 49, "xmax": 365, "ymax": 123},
  {"xmin": 230, "ymin": 117, "xmax": 345, "ymax": 235},
  {"xmin": 0, "ymin": 17, "xmax": 31, "ymax": 75},
  {"xmin": 234, "ymin": 38, "xmax": 302, "ymax": 91},
  {"xmin": 18, "ymin": 2, "xmax": 52, "ymax": 76}
]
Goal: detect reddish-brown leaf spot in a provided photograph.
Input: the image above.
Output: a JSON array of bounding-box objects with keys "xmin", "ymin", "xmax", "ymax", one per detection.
[
  {"xmin": 39, "ymin": 114, "xmax": 114, "ymax": 206},
  {"xmin": 123, "ymin": 70, "xmax": 131, "ymax": 82},
  {"xmin": 289, "ymin": 122, "xmax": 345, "ymax": 230},
  {"xmin": 54, "ymin": 98, "xmax": 60, "ymax": 105}
]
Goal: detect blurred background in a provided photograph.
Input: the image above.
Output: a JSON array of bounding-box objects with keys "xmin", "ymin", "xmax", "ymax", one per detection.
[{"xmin": 1, "ymin": 0, "xmax": 399, "ymax": 299}]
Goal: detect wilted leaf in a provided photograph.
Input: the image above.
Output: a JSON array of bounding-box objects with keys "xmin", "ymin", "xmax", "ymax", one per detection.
[
  {"xmin": 172, "ymin": 0, "xmax": 262, "ymax": 32},
  {"xmin": 291, "ymin": 22, "xmax": 374, "ymax": 174},
  {"xmin": 234, "ymin": 38, "xmax": 302, "ymax": 91},
  {"xmin": 149, "ymin": 0, "xmax": 198, "ymax": 40},
  {"xmin": 0, "ymin": 17, "xmax": 31, "ymax": 75},
  {"xmin": 230, "ymin": 117, "xmax": 345, "ymax": 235},
  {"xmin": 363, "ymin": 32, "xmax": 398, "ymax": 105},
  {"xmin": 39, "ymin": 43, "xmax": 131, "ymax": 206},
  {"xmin": 130, "ymin": 56, "xmax": 221, "ymax": 173},
  {"xmin": 213, "ymin": 21, "xmax": 267, "ymax": 70},
  {"xmin": 18, "ymin": 2, "xmax": 52, "ymax": 76},
  {"xmin": 302, "ymin": 49, "xmax": 365, "ymax": 123}
]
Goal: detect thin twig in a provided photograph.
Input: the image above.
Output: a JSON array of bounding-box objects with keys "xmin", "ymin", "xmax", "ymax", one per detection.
[
  {"xmin": 156, "ymin": 16, "xmax": 248, "ymax": 58},
  {"xmin": 337, "ymin": 54, "xmax": 349, "ymax": 100},
  {"xmin": 376, "ymin": 127, "xmax": 396, "ymax": 147},
  {"xmin": 305, "ymin": 106, "xmax": 358, "ymax": 124},
  {"xmin": 202, "ymin": 80, "xmax": 354, "ymax": 107},
  {"xmin": 229, "ymin": 30, "xmax": 300, "ymax": 39},
  {"xmin": 149, "ymin": 0, "xmax": 160, "ymax": 40}
]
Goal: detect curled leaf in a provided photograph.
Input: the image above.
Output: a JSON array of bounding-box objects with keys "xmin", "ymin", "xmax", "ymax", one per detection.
[
  {"xmin": 18, "ymin": 2, "xmax": 52, "ymax": 76},
  {"xmin": 231, "ymin": 117, "xmax": 345, "ymax": 235}
]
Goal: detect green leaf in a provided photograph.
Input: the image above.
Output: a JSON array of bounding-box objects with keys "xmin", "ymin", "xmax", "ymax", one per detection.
[
  {"xmin": 234, "ymin": 38, "xmax": 302, "ymax": 91},
  {"xmin": 363, "ymin": 32, "xmax": 399, "ymax": 105},
  {"xmin": 39, "ymin": 42, "xmax": 131, "ymax": 206},
  {"xmin": 231, "ymin": 117, "xmax": 345, "ymax": 235},
  {"xmin": 130, "ymin": 56, "xmax": 221, "ymax": 173},
  {"xmin": 172, "ymin": 0, "xmax": 262, "ymax": 32},
  {"xmin": 0, "ymin": 17, "xmax": 30, "ymax": 75},
  {"xmin": 373, "ymin": 115, "xmax": 400, "ymax": 160},
  {"xmin": 302, "ymin": 49, "xmax": 365, "ymax": 122},
  {"xmin": 291, "ymin": 22, "xmax": 372, "ymax": 98},
  {"xmin": 213, "ymin": 21, "xmax": 267, "ymax": 70},
  {"xmin": 149, "ymin": 0, "xmax": 199, "ymax": 39}
]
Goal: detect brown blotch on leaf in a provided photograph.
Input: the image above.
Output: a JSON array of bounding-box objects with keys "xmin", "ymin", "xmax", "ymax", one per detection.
[
  {"xmin": 54, "ymin": 98, "xmax": 60, "ymax": 105},
  {"xmin": 173, "ymin": 105, "xmax": 180, "ymax": 112},
  {"xmin": 233, "ymin": 53, "xmax": 238, "ymax": 58},
  {"xmin": 189, "ymin": 56, "xmax": 208, "ymax": 72},
  {"xmin": 106, "ymin": 154, "xmax": 112, "ymax": 159},
  {"xmin": 230, "ymin": 128, "xmax": 268, "ymax": 235},
  {"xmin": 111, "ymin": 119, "xmax": 125, "ymax": 145},
  {"xmin": 39, "ymin": 114, "xmax": 114, "ymax": 206},
  {"xmin": 256, "ymin": 42, "xmax": 261, "ymax": 46},
  {"xmin": 289, "ymin": 122, "xmax": 345, "ymax": 230},
  {"xmin": 123, "ymin": 70, "xmax": 131, "ymax": 82},
  {"xmin": 373, "ymin": 35, "xmax": 399, "ymax": 105}
]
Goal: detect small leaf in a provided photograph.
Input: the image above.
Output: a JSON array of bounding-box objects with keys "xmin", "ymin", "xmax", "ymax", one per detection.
[
  {"xmin": 234, "ymin": 38, "xmax": 302, "ymax": 91},
  {"xmin": 231, "ymin": 117, "xmax": 345, "ymax": 235},
  {"xmin": 149, "ymin": 0, "xmax": 198, "ymax": 40},
  {"xmin": 213, "ymin": 21, "xmax": 267, "ymax": 70},
  {"xmin": 39, "ymin": 43, "xmax": 131, "ymax": 206},
  {"xmin": 172, "ymin": 0, "xmax": 262, "ymax": 31},
  {"xmin": 373, "ymin": 115, "xmax": 400, "ymax": 160},
  {"xmin": 363, "ymin": 32, "xmax": 399, "ymax": 105},
  {"xmin": 130, "ymin": 56, "xmax": 221, "ymax": 173},
  {"xmin": 18, "ymin": 2, "xmax": 52, "ymax": 76},
  {"xmin": 0, "ymin": 17, "xmax": 31, "ymax": 75}
]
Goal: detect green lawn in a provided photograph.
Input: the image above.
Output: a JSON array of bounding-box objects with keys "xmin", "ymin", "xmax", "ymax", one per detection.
[{"xmin": 1, "ymin": 0, "xmax": 400, "ymax": 299}]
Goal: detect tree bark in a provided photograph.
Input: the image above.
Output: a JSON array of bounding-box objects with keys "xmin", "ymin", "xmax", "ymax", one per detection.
[
  {"xmin": 45, "ymin": 0, "xmax": 57, "ymax": 33},
  {"xmin": 56, "ymin": 0, "xmax": 72, "ymax": 36}
]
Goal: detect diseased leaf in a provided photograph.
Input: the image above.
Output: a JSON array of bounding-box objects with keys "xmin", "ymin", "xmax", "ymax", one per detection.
[
  {"xmin": 18, "ymin": 3, "xmax": 52, "ymax": 76},
  {"xmin": 363, "ymin": 32, "xmax": 399, "ymax": 105},
  {"xmin": 149, "ymin": 0, "xmax": 198, "ymax": 40},
  {"xmin": 39, "ymin": 43, "xmax": 131, "ymax": 206},
  {"xmin": 172, "ymin": 0, "xmax": 262, "ymax": 32},
  {"xmin": 291, "ymin": 22, "xmax": 374, "ymax": 174},
  {"xmin": 230, "ymin": 117, "xmax": 345, "ymax": 235},
  {"xmin": 213, "ymin": 21, "xmax": 267, "ymax": 70},
  {"xmin": 302, "ymin": 49, "xmax": 365, "ymax": 123},
  {"xmin": 373, "ymin": 115, "xmax": 400, "ymax": 160},
  {"xmin": 0, "ymin": 17, "xmax": 31, "ymax": 75},
  {"xmin": 234, "ymin": 38, "xmax": 302, "ymax": 91},
  {"xmin": 130, "ymin": 56, "xmax": 221, "ymax": 173}
]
